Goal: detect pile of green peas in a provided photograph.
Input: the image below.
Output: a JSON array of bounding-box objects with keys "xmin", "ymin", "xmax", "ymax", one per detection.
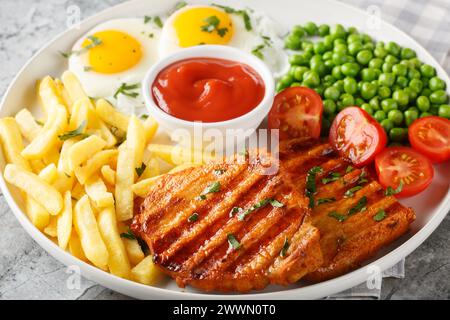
[{"xmin": 280, "ymin": 22, "xmax": 450, "ymax": 142}]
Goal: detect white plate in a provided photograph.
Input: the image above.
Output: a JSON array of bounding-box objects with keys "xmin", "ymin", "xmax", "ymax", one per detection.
[{"xmin": 1, "ymin": 0, "xmax": 449, "ymax": 300}]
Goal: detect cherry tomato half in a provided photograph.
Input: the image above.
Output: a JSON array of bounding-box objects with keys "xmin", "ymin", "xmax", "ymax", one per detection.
[
  {"xmin": 268, "ymin": 87, "xmax": 323, "ymax": 140},
  {"xmin": 329, "ymin": 106, "xmax": 387, "ymax": 167},
  {"xmin": 375, "ymin": 146, "xmax": 434, "ymax": 198},
  {"xmin": 408, "ymin": 116, "xmax": 450, "ymax": 163}
]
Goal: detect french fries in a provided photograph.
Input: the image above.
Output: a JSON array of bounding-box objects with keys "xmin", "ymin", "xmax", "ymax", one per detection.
[
  {"xmin": 147, "ymin": 144, "xmax": 214, "ymax": 165},
  {"xmin": 14, "ymin": 109, "xmax": 42, "ymax": 142},
  {"xmin": 131, "ymin": 255, "xmax": 164, "ymax": 285},
  {"xmin": 25, "ymin": 196, "xmax": 50, "ymax": 231},
  {"xmin": 95, "ymin": 99, "xmax": 129, "ymax": 132},
  {"xmin": 127, "ymin": 115, "xmax": 146, "ymax": 167},
  {"xmin": 67, "ymin": 135, "xmax": 106, "ymax": 172},
  {"xmin": 115, "ymin": 144, "xmax": 134, "ymax": 221},
  {"xmin": 57, "ymin": 191, "xmax": 72, "ymax": 250},
  {"xmin": 74, "ymin": 149, "xmax": 117, "ymax": 185},
  {"xmin": 69, "ymin": 231, "xmax": 88, "ymax": 262},
  {"xmin": 73, "ymin": 195, "xmax": 109, "ymax": 269},
  {"xmin": 122, "ymin": 238, "xmax": 145, "ymax": 266},
  {"xmin": 101, "ymin": 165, "xmax": 115, "ymax": 185},
  {"xmin": 38, "ymin": 76, "xmax": 67, "ymax": 114},
  {"xmin": 85, "ymin": 176, "xmax": 114, "ymax": 208},
  {"xmin": 0, "ymin": 118, "xmax": 31, "ymax": 170}
]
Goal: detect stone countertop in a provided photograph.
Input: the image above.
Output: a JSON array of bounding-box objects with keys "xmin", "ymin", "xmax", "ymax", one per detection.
[{"xmin": 0, "ymin": 0, "xmax": 449, "ymax": 300}]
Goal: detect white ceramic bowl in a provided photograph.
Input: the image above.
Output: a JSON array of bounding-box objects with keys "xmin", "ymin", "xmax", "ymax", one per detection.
[{"xmin": 142, "ymin": 45, "xmax": 275, "ymax": 144}]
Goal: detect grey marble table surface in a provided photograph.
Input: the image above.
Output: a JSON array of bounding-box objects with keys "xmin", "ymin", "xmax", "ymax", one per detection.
[{"xmin": 0, "ymin": 0, "xmax": 449, "ymax": 300}]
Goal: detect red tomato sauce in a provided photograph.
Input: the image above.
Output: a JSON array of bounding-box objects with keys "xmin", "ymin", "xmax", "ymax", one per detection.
[{"xmin": 151, "ymin": 58, "xmax": 265, "ymax": 122}]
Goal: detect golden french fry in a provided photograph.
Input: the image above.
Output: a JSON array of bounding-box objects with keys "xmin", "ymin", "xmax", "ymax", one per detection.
[
  {"xmin": 132, "ymin": 176, "xmax": 160, "ymax": 197},
  {"xmin": 101, "ymin": 165, "xmax": 115, "ymax": 185},
  {"xmin": 169, "ymin": 162, "xmax": 199, "ymax": 173},
  {"xmin": 95, "ymin": 99, "xmax": 129, "ymax": 133},
  {"xmin": 14, "ymin": 109, "xmax": 42, "ymax": 142},
  {"xmin": 4, "ymin": 164, "xmax": 63, "ymax": 215},
  {"xmin": 71, "ymin": 182, "xmax": 85, "ymax": 201},
  {"xmin": 98, "ymin": 207, "xmax": 131, "ymax": 278},
  {"xmin": 57, "ymin": 191, "xmax": 72, "ymax": 250},
  {"xmin": 74, "ymin": 149, "xmax": 117, "ymax": 185},
  {"xmin": 61, "ymin": 71, "xmax": 89, "ymax": 103},
  {"xmin": 115, "ymin": 144, "xmax": 135, "ymax": 221},
  {"xmin": 69, "ymin": 231, "xmax": 88, "ymax": 262},
  {"xmin": 53, "ymin": 171, "xmax": 74, "ymax": 194},
  {"xmin": 147, "ymin": 144, "xmax": 214, "ymax": 165},
  {"xmin": 142, "ymin": 116, "xmax": 158, "ymax": 143},
  {"xmin": 57, "ymin": 138, "xmax": 77, "ymax": 175},
  {"xmin": 39, "ymin": 76, "xmax": 67, "ymax": 114},
  {"xmin": 54, "ymin": 79, "xmax": 73, "ymax": 112},
  {"xmin": 122, "ymin": 238, "xmax": 145, "ymax": 266},
  {"xmin": 0, "ymin": 118, "xmax": 31, "ymax": 170},
  {"xmin": 43, "ymin": 145, "xmax": 61, "ymax": 166},
  {"xmin": 73, "ymin": 195, "xmax": 109, "ymax": 269},
  {"xmin": 67, "ymin": 135, "xmax": 106, "ymax": 171},
  {"xmin": 29, "ymin": 159, "xmax": 46, "ymax": 174},
  {"xmin": 21, "ymin": 106, "xmax": 67, "ymax": 160},
  {"xmin": 131, "ymin": 255, "xmax": 164, "ymax": 285},
  {"xmin": 85, "ymin": 176, "xmax": 114, "ymax": 208},
  {"xmin": 138, "ymin": 157, "xmax": 160, "ymax": 181},
  {"xmin": 44, "ymin": 215, "xmax": 58, "ymax": 237},
  {"xmin": 127, "ymin": 115, "xmax": 146, "ymax": 167},
  {"xmin": 25, "ymin": 195, "xmax": 50, "ymax": 230},
  {"xmin": 69, "ymin": 98, "xmax": 90, "ymax": 131},
  {"xmin": 38, "ymin": 163, "xmax": 58, "ymax": 184}
]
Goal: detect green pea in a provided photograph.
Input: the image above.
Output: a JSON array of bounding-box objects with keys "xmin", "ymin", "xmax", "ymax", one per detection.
[
  {"xmin": 438, "ymin": 104, "xmax": 450, "ymax": 118},
  {"xmin": 355, "ymin": 97, "xmax": 365, "ymax": 106},
  {"xmin": 382, "ymin": 62, "xmax": 394, "ymax": 73},
  {"xmin": 361, "ymin": 103, "xmax": 373, "ymax": 115},
  {"xmin": 401, "ymin": 48, "xmax": 416, "ymax": 59},
  {"xmin": 343, "ymin": 77, "xmax": 358, "ymax": 94},
  {"xmin": 392, "ymin": 64, "xmax": 407, "ymax": 77},
  {"xmin": 323, "ymin": 51, "xmax": 333, "ymax": 60},
  {"xmin": 294, "ymin": 66, "xmax": 309, "ymax": 81},
  {"xmin": 381, "ymin": 98, "xmax": 398, "ymax": 112},
  {"xmin": 429, "ymin": 90, "xmax": 448, "ymax": 104},
  {"xmin": 359, "ymin": 68, "xmax": 375, "ymax": 82},
  {"xmin": 389, "ymin": 128, "xmax": 408, "ymax": 142},
  {"xmin": 386, "ymin": 42, "xmax": 401, "ymax": 57},
  {"xmin": 340, "ymin": 93, "xmax": 355, "ymax": 107},
  {"xmin": 374, "ymin": 46, "xmax": 387, "ymax": 59},
  {"xmin": 334, "ymin": 38, "xmax": 346, "ymax": 46},
  {"xmin": 332, "ymin": 53, "xmax": 348, "ymax": 66},
  {"xmin": 387, "ymin": 109, "xmax": 404, "ymax": 125},
  {"xmin": 409, "ymin": 78, "xmax": 423, "ymax": 93},
  {"xmin": 279, "ymin": 74, "xmax": 294, "ymax": 86},
  {"xmin": 356, "ymin": 50, "xmax": 373, "ymax": 65},
  {"xmin": 285, "ymin": 35, "xmax": 302, "ymax": 50},
  {"xmin": 332, "ymin": 66, "xmax": 344, "ymax": 80},
  {"xmin": 276, "ymin": 81, "xmax": 288, "ymax": 92},
  {"xmin": 381, "ymin": 119, "xmax": 394, "ymax": 132},
  {"xmin": 348, "ymin": 42, "xmax": 363, "ymax": 56},
  {"xmin": 331, "ymin": 24, "xmax": 347, "ymax": 39},
  {"xmin": 323, "ymin": 99, "xmax": 337, "ymax": 115},
  {"xmin": 404, "ymin": 109, "xmax": 419, "ymax": 126},
  {"xmin": 421, "ymin": 88, "xmax": 432, "ymax": 97},
  {"xmin": 322, "ymin": 75, "xmax": 336, "ymax": 87},
  {"xmin": 291, "ymin": 25, "xmax": 306, "ymax": 38},
  {"xmin": 323, "ymin": 35, "xmax": 334, "ymax": 50},
  {"xmin": 378, "ymin": 86, "xmax": 391, "ymax": 99},
  {"xmin": 420, "ymin": 112, "xmax": 433, "ymax": 118},
  {"xmin": 378, "ymin": 73, "xmax": 396, "ymax": 87},
  {"xmin": 313, "ymin": 42, "xmax": 326, "ymax": 55},
  {"xmin": 385, "ymin": 54, "xmax": 399, "ymax": 65},
  {"xmin": 396, "ymin": 76, "xmax": 408, "ymax": 88},
  {"xmin": 428, "ymin": 77, "xmax": 446, "ymax": 91},
  {"xmin": 304, "ymin": 22, "xmax": 318, "ymax": 35},
  {"xmin": 303, "ymin": 70, "xmax": 320, "ymax": 87},
  {"xmin": 333, "ymin": 80, "xmax": 344, "ymax": 92},
  {"xmin": 369, "ymin": 96, "xmax": 381, "ymax": 110},
  {"xmin": 324, "ymin": 60, "xmax": 335, "ymax": 70},
  {"xmin": 302, "ymin": 40, "xmax": 314, "ymax": 51},
  {"xmin": 311, "ymin": 60, "xmax": 326, "ymax": 76},
  {"xmin": 361, "ymin": 33, "xmax": 372, "ymax": 43},
  {"xmin": 289, "ymin": 54, "xmax": 308, "ymax": 66},
  {"xmin": 399, "ymin": 59, "xmax": 413, "ymax": 69},
  {"xmin": 420, "ymin": 64, "xmax": 436, "ymax": 78},
  {"xmin": 393, "ymin": 89, "xmax": 409, "ymax": 107},
  {"xmin": 361, "ymin": 82, "xmax": 378, "ymax": 100},
  {"xmin": 408, "ymin": 68, "xmax": 421, "ymax": 80},
  {"xmin": 334, "ymin": 43, "xmax": 348, "ymax": 55},
  {"xmin": 404, "ymin": 87, "xmax": 418, "ymax": 101},
  {"xmin": 347, "ymin": 34, "xmax": 361, "ymax": 44},
  {"xmin": 363, "ymin": 42, "xmax": 375, "ymax": 51},
  {"xmin": 318, "ymin": 24, "xmax": 330, "ymax": 37},
  {"xmin": 421, "ymin": 77, "xmax": 430, "ymax": 88},
  {"xmin": 374, "ymin": 110, "xmax": 387, "ymax": 122},
  {"xmin": 369, "ymin": 58, "xmax": 383, "ymax": 70},
  {"xmin": 324, "ymin": 86, "xmax": 341, "ymax": 101},
  {"xmin": 416, "ymin": 96, "xmax": 431, "ymax": 112},
  {"xmin": 290, "ymin": 82, "xmax": 302, "ymax": 87},
  {"xmin": 341, "ymin": 62, "xmax": 360, "ymax": 77},
  {"xmin": 409, "ymin": 58, "xmax": 422, "ymax": 69},
  {"xmin": 348, "ymin": 26, "xmax": 358, "ymax": 34}
]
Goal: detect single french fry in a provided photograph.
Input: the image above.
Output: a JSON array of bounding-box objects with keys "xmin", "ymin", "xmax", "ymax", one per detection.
[
  {"xmin": 38, "ymin": 76, "xmax": 67, "ymax": 114},
  {"xmin": 54, "ymin": 79, "xmax": 73, "ymax": 112},
  {"xmin": 147, "ymin": 144, "xmax": 213, "ymax": 165},
  {"xmin": 95, "ymin": 99, "xmax": 129, "ymax": 133},
  {"xmin": 131, "ymin": 255, "xmax": 164, "ymax": 285},
  {"xmin": 132, "ymin": 176, "xmax": 160, "ymax": 197},
  {"xmin": 122, "ymin": 238, "xmax": 145, "ymax": 266},
  {"xmin": 4, "ymin": 164, "xmax": 63, "ymax": 215},
  {"xmin": 169, "ymin": 162, "xmax": 199, "ymax": 173},
  {"xmin": 73, "ymin": 195, "xmax": 109, "ymax": 269},
  {"xmin": 98, "ymin": 207, "xmax": 131, "ymax": 279},
  {"xmin": 57, "ymin": 138, "xmax": 77, "ymax": 175},
  {"xmin": 127, "ymin": 115, "xmax": 146, "ymax": 167},
  {"xmin": 21, "ymin": 106, "xmax": 67, "ymax": 160},
  {"xmin": 53, "ymin": 171, "xmax": 74, "ymax": 194},
  {"xmin": 138, "ymin": 157, "xmax": 160, "ymax": 181},
  {"xmin": 71, "ymin": 182, "xmax": 85, "ymax": 201},
  {"xmin": 61, "ymin": 71, "xmax": 89, "ymax": 103},
  {"xmin": 14, "ymin": 109, "xmax": 42, "ymax": 142},
  {"xmin": 44, "ymin": 215, "xmax": 58, "ymax": 238},
  {"xmin": 43, "ymin": 145, "xmax": 61, "ymax": 166},
  {"xmin": 85, "ymin": 176, "xmax": 114, "ymax": 208},
  {"xmin": 115, "ymin": 144, "xmax": 135, "ymax": 221},
  {"xmin": 74, "ymin": 149, "xmax": 117, "ymax": 185},
  {"xmin": 101, "ymin": 165, "xmax": 115, "ymax": 185},
  {"xmin": 29, "ymin": 159, "xmax": 46, "ymax": 174},
  {"xmin": 0, "ymin": 118, "xmax": 31, "ymax": 170},
  {"xmin": 57, "ymin": 191, "xmax": 72, "ymax": 250},
  {"xmin": 69, "ymin": 98, "xmax": 90, "ymax": 131},
  {"xmin": 67, "ymin": 135, "xmax": 106, "ymax": 171},
  {"xmin": 38, "ymin": 163, "xmax": 58, "ymax": 184},
  {"xmin": 25, "ymin": 195, "xmax": 50, "ymax": 230},
  {"xmin": 142, "ymin": 116, "xmax": 158, "ymax": 143},
  {"xmin": 69, "ymin": 231, "xmax": 88, "ymax": 262}
]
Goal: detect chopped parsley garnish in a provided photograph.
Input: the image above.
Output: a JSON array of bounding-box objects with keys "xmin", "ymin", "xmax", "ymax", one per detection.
[
  {"xmin": 35, "ymin": 120, "xmax": 44, "ymax": 126},
  {"xmin": 171, "ymin": 1, "xmax": 187, "ymax": 13},
  {"xmin": 358, "ymin": 171, "xmax": 369, "ymax": 184},
  {"xmin": 84, "ymin": 66, "xmax": 92, "ymax": 72},
  {"xmin": 140, "ymin": 114, "xmax": 149, "ymax": 120},
  {"xmin": 114, "ymin": 83, "xmax": 140, "ymax": 99},
  {"xmin": 212, "ymin": 4, "xmax": 252, "ymax": 31},
  {"xmin": 58, "ymin": 121, "xmax": 89, "ymax": 141},
  {"xmin": 269, "ymin": 199, "xmax": 284, "ymax": 208},
  {"xmin": 316, "ymin": 197, "xmax": 336, "ymax": 205},
  {"xmin": 120, "ymin": 229, "xmax": 136, "ymax": 240},
  {"xmin": 344, "ymin": 185, "xmax": 363, "ymax": 198},
  {"xmin": 328, "ymin": 211, "xmax": 347, "ymax": 222},
  {"xmin": 346, "ymin": 165, "xmax": 354, "ymax": 173},
  {"xmin": 153, "ymin": 16, "xmax": 163, "ymax": 28},
  {"xmin": 60, "ymin": 35, "xmax": 102, "ymax": 58},
  {"xmin": 197, "ymin": 181, "xmax": 221, "ymax": 200},
  {"xmin": 251, "ymin": 44, "xmax": 265, "ymax": 59},
  {"xmin": 348, "ymin": 196, "xmax": 367, "ymax": 216},
  {"xmin": 305, "ymin": 166, "xmax": 323, "ymax": 208},
  {"xmin": 373, "ymin": 209, "xmax": 386, "ymax": 222},
  {"xmin": 322, "ymin": 172, "xmax": 341, "ymax": 184},
  {"xmin": 385, "ymin": 181, "xmax": 403, "ymax": 196},
  {"xmin": 237, "ymin": 198, "xmax": 283, "ymax": 221},
  {"xmin": 214, "ymin": 169, "xmax": 226, "ymax": 176},
  {"xmin": 144, "ymin": 15, "xmax": 151, "ymax": 24},
  {"xmin": 280, "ymin": 237, "xmax": 289, "ymax": 258},
  {"xmin": 200, "ymin": 15, "xmax": 228, "ymax": 37},
  {"xmin": 197, "ymin": 194, "xmax": 207, "ymax": 200},
  {"xmin": 188, "ymin": 213, "xmax": 199, "ymax": 222},
  {"xmin": 229, "ymin": 207, "xmax": 242, "ymax": 217},
  {"xmin": 227, "ymin": 233, "xmax": 241, "ymax": 249},
  {"xmin": 135, "ymin": 163, "xmax": 147, "ymax": 177}
]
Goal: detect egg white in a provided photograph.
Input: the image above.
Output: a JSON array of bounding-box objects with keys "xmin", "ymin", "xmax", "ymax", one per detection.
[{"xmin": 69, "ymin": 18, "xmax": 161, "ymax": 114}]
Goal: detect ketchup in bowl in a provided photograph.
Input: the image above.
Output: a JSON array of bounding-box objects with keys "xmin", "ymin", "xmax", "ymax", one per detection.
[{"xmin": 151, "ymin": 58, "xmax": 265, "ymax": 122}]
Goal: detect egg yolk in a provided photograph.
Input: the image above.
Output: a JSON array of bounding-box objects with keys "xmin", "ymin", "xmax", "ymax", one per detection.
[
  {"xmin": 173, "ymin": 7, "xmax": 234, "ymax": 47},
  {"xmin": 82, "ymin": 30, "xmax": 142, "ymax": 74}
]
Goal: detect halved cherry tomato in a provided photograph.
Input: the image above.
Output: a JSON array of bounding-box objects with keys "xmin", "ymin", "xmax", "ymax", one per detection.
[
  {"xmin": 408, "ymin": 116, "xmax": 450, "ymax": 163},
  {"xmin": 375, "ymin": 146, "xmax": 434, "ymax": 198},
  {"xmin": 267, "ymin": 87, "xmax": 323, "ymax": 140},
  {"xmin": 329, "ymin": 107, "xmax": 387, "ymax": 167}
]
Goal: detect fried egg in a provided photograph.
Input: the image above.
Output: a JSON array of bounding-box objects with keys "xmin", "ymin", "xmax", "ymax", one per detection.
[
  {"xmin": 68, "ymin": 18, "xmax": 161, "ymax": 114},
  {"xmin": 159, "ymin": 4, "xmax": 289, "ymax": 77}
]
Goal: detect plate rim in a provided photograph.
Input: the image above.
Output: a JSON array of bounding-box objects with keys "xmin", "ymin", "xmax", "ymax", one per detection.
[{"xmin": 0, "ymin": 0, "xmax": 449, "ymax": 299}]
